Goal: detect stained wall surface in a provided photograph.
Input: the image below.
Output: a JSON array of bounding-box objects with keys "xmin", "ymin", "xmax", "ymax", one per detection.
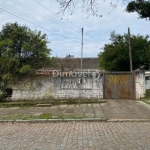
[
  {"xmin": 11, "ymin": 73, "xmax": 103, "ymax": 100},
  {"xmin": 9, "ymin": 71, "xmax": 145, "ymax": 100}
]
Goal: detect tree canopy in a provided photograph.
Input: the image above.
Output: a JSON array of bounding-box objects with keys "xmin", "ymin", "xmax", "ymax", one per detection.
[
  {"xmin": 56, "ymin": 0, "xmax": 150, "ymax": 19},
  {"xmin": 56, "ymin": 0, "xmax": 128, "ymax": 17},
  {"xmin": 0, "ymin": 22, "xmax": 51, "ymax": 84},
  {"xmin": 98, "ymin": 32, "xmax": 150, "ymax": 71},
  {"xmin": 126, "ymin": 0, "xmax": 150, "ymax": 20}
]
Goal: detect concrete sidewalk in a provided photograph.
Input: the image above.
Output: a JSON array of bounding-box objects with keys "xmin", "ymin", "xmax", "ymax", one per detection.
[{"xmin": 0, "ymin": 100, "xmax": 150, "ymax": 121}]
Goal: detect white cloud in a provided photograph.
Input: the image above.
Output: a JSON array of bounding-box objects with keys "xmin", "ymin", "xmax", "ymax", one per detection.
[{"xmin": 0, "ymin": 0, "xmax": 150, "ymax": 58}]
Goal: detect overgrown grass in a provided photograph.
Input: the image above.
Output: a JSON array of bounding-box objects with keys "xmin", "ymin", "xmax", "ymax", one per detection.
[
  {"xmin": 50, "ymin": 99, "xmax": 105, "ymax": 105},
  {"xmin": 0, "ymin": 113, "xmax": 52, "ymax": 120},
  {"xmin": 146, "ymin": 89, "xmax": 150, "ymax": 99},
  {"xmin": 22, "ymin": 113, "xmax": 52, "ymax": 120},
  {"xmin": 1, "ymin": 114, "xmax": 25, "ymax": 120},
  {"xmin": 143, "ymin": 99, "xmax": 150, "ymax": 105},
  {"xmin": 141, "ymin": 89, "xmax": 150, "ymax": 104},
  {"xmin": 54, "ymin": 115, "xmax": 86, "ymax": 119},
  {"xmin": 0, "ymin": 113, "xmax": 88, "ymax": 120},
  {"xmin": 0, "ymin": 99, "xmax": 106, "ymax": 107}
]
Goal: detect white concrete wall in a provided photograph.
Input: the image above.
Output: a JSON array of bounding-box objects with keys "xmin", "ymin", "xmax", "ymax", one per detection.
[
  {"xmin": 135, "ymin": 71, "xmax": 146, "ymax": 99},
  {"xmin": 11, "ymin": 74, "xmax": 103, "ymax": 100},
  {"xmin": 54, "ymin": 77, "xmax": 103, "ymax": 99},
  {"xmin": 11, "ymin": 75, "xmax": 54, "ymax": 100},
  {"xmin": 9, "ymin": 71, "xmax": 145, "ymax": 100}
]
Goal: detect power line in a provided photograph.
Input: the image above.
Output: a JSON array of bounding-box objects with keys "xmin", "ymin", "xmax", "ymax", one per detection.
[
  {"xmin": 8, "ymin": 0, "xmax": 109, "ymax": 41},
  {"xmin": 12, "ymin": 0, "xmax": 108, "ymax": 41},
  {"xmin": 34, "ymin": 0, "xmax": 81, "ymax": 29},
  {"xmin": 13, "ymin": 0, "xmax": 107, "ymax": 41},
  {"xmin": 84, "ymin": 34, "xmax": 108, "ymax": 41},
  {"xmin": 21, "ymin": 0, "xmax": 108, "ymax": 40},
  {"xmin": 10, "ymin": 0, "xmax": 81, "ymax": 34},
  {"xmin": 0, "ymin": 6, "xmax": 81, "ymax": 44},
  {"xmin": 11, "ymin": 0, "xmax": 109, "ymax": 41},
  {"xmin": 84, "ymin": 31, "xmax": 110, "ymax": 37},
  {"xmin": 28, "ymin": 0, "xmax": 109, "ymax": 41}
]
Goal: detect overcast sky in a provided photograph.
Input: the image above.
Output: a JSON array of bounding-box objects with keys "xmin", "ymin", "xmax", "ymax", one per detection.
[{"xmin": 0, "ymin": 0, "xmax": 150, "ymax": 58}]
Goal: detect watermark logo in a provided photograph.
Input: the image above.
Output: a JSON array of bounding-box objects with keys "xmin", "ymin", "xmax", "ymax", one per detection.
[{"xmin": 52, "ymin": 70, "xmax": 100, "ymax": 80}]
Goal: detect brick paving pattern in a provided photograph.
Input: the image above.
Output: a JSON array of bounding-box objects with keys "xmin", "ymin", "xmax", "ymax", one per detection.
[{"xmin": 0, "ymin": 122, "xmax": 150, "ymax": 150}]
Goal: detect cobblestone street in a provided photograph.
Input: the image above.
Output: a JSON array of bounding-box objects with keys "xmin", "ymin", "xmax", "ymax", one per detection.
[{"xmin": 0, "ymin": 122, "xmax": 150, "ymax": 150}]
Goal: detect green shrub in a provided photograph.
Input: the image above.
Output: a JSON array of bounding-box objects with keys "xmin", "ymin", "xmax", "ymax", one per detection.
[{"xmin": 0, "ymin": 91, "xmax": 7, "ymax": 102}]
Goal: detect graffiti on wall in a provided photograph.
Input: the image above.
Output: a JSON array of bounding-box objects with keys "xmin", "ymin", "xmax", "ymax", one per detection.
[
  {"xmin": 107, "ymin": 75, "xmax": 130, "ymax": 85},
  {"xmin": 54, "ymin": 77, "xmax": 96, "ymax": 90},
  {"xmin": 53, "ymin": 76, "xmax": 103, "ymax": 100},
  {"xmin": 61, "ymin": 78, "xmax": 93, "ymax": 89},
  {"xmin": 17, "ymin": 77, "xmax": 43, "ymax": 91},
  {"xmin": 61, "ymin": 81, "xmax": 78, "ymax": 89}
]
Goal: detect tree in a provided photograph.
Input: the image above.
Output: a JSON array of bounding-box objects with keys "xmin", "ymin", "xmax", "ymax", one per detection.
[
  {"xmin": 56, "ymin": 0, "xmax": 150, "ymax": 18},
  {"xmin": 0, "ymin": 78, "xmax": 6, "ymax": 101},
  {"xmin": 0, "ymin": 22, "xmax": 51, "ymax": 85},
  {"xmin": 56, "ymin": 0, "xmax": 127, "ymax": 17},
  {"xmin": 98, "ymin": 32, "xmax": 150, "ymax": 71},
  {"xmin": 126, "ymin": 0, "xmax": 150, "ymax": 20}
]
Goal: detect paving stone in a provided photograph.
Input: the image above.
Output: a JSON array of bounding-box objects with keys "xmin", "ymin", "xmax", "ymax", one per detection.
[
  {"xmin": 0, "ymin": 100, "xmax": 150, "ymax": 120},
  {"xmin": 85, "ymin": 105, "xmax": 95, "ymax": 117},
  {"xmin": 46, "ymin": 106, "xmax": 58, "ymax": 114},
  {"xmin": 101, "ymin": 100, "xmax": 150, "ymax": 119},
  {"xmin": 64, "ymin": 105, "xmax": 75, "ymax": 114},
  {"xmin": 93, "ymin": 103, "xmax": 100, "ymax": 107},
  {"xmin": 0, "ymin": 122, "xmax": 150, "ymax": 150},
  {"xmin": 85, "ymin": 113, "xmax": 94, "ymax": 117},
  {"xmin": 59, "ymin": 104, "xmax": 68, "ymax": 108},
  {"xmin": 74, "ymin": 106, "xmax": 85, "ymax": 117},
  {"xmin": 9, "ymin": 107, "xmax": 20, "ymax": 110},
  {"xmin": 52, "ymin": 106, "xmax": 67, "ymax": 116},
  {"xmin": 80, "ymin": 104, "xmax": 87, "ymax": 107}
]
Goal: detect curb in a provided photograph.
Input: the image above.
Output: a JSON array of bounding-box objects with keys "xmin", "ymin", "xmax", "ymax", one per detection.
[
  {"xmin": 0, "ymin": 100, "xmax": 106, "ymax": 107},
  {"xmin": 107, "ymin": 119, "xmax": 150, "ymax": 122},
  {"xmin": 0, "ymin": 118, "xmax": 150, "ymax": 123},
  {"xmin": 138, "ymin": 101, "xmax": 150, "ymax": 109},
  {"xmin": 0, "ymin": 118, "xmax": 106, "ymax": 123}
]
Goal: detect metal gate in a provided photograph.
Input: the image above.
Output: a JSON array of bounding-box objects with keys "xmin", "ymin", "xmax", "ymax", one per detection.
[{"xmin": 104, "ymin": 72, "xmax": 134, "ymax": 99}]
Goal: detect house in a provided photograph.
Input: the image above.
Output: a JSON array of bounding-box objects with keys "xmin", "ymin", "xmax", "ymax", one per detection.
[{"xmin": 36, "ymin": 57, "xmax": 100, "ymax": 74}]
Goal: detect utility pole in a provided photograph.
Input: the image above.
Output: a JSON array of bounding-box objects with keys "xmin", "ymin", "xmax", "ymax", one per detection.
[
  {"xmin": 128, "ymin": 27, "xmax": 133, "ymax": 72},
  {"xmin": 81, "ymin": 28, "xmax": 83, "ymax": 73}
]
